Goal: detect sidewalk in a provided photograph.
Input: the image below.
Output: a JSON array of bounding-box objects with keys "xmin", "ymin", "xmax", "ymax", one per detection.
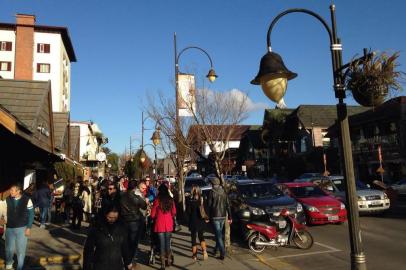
[{"xmin": 1, "ymin": 222, "xmax": 274, "ymax": 270}]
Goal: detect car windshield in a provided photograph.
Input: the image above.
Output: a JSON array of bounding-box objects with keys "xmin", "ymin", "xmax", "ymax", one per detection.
[
  {"xmin": 289, "ymin": 186, "xmax": 326, "ymax": 198},
  {"xmin": 356, "ymin": 181, "xmax": 369, "ymax": 190},
  {"xmin": 238, "ymin": 183, "xmax": 283, "ymax": 199},
  {"xmin": 185, "ymin": 179, "xmax": 207, "ymax": 188},
  {"xmin": 331, "ymin": 179, "xmax": 370, "ymax": 191}
]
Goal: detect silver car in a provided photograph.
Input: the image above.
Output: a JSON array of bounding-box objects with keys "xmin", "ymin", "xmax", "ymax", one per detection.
[{"xmin": 314, "ymin": 176, "xmax": 390, "ymax": 214}]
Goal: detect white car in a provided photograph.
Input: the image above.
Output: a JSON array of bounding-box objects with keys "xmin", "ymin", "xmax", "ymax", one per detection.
[
  {"xmin": 391, "ymin": 179, "xmax": 406, "ymax": 195},
  {"xmin": 315, "ymin": 177, "xmax": 390, "ymax": 214}
]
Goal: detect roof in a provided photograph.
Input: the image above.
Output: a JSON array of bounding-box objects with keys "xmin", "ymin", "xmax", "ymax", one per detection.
[
  {"xmin": 0, "ymin": 79, "xmax": 50, "ymax": 133},
  {"xmin": 53, "ymin": 112, "xmax": 69, "ymax": 150},
  {"xmin": 0, "ymin": 22, "xmax": 77, "ymax": 62},
  {"xmin": 289, "ymin": 105, "xmax": 370, "ymax": 128},
  {"xmin": 188, "ymin": 125, "xmax": 251, "ymax": 142},
  {"xmin": 348, "ymin": 96, "xmax": 406, "ymax": 125}
]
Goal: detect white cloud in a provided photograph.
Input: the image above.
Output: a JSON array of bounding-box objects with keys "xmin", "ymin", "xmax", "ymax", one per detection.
[
  {"xmin": 227, "ymin": 88, "xmax": 269, "ymax": 112},
  {"xmin": 198, "ymin": 88, "xmax": 269, "ymax": 112}
]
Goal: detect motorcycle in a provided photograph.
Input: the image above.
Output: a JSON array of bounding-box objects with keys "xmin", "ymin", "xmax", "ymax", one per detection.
[{"xmin": 245, "ymin": 208, "xmax": 313, "ymax": 253}]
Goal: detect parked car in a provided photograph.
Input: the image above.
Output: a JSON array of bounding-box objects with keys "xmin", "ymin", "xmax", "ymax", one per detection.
[
  {"xmin": 228, "ymin": 179, "xmax": 306, "ymax": 226},
  {"xmin": 314, "ymin": 176, "xmax": 390, "ymax": 214},
  {"xmin": 184, "ymin": 177, "xmax": 211, "ymax": 197},
  {"xmin": 391, "ymin": 179, "xmax": 406, "ymax": 196},
  {"xmin": 279, "ymin": 182, "xmax": 347, "ymax": 225}
]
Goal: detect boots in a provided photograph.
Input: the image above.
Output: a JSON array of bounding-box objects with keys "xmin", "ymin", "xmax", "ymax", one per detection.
[
  {"xmin": 192, "ymin": 245, "xmax": 198, "ymax": 261},
  {"xmin": 201, "ymin": 241, "xmax": 208, "ymax": 260},
  {"xmin": 165, "ymin": 251, "xmax": 174, "ymax": 266},
  {"xmin": 160, "ymin": 255, "xmax": 166, "ymax": 270}
]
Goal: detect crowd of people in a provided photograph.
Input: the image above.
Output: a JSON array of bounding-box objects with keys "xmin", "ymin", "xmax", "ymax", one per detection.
[{"xmin": 0, "ymin": 174, "xmax": 232, "ymax": 270}]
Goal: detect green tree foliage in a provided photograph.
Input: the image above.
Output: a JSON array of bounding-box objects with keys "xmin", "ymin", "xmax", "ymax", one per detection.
[
  {"xmin": 54, "ymin": 162, "xmax": 83, "ymax": 183},
  {"xmin": 107, "ymin": 152, "xmax": 119, "ymax": 174}
]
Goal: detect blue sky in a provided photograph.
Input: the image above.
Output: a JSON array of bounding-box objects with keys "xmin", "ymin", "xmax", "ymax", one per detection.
[{"xmin": 1, "ymin": 0, "xmax": 405, "ymax": 156}]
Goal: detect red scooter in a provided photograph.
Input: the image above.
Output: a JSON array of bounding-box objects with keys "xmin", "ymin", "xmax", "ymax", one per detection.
[{"xmin": 245, "ymin": 208, "xmax": 313, "ymax": 253}]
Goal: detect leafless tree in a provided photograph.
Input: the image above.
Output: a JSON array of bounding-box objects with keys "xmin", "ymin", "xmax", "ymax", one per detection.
[{"xmin": 146, "ymin": 92, "xmax": 196, "ymax": 212}]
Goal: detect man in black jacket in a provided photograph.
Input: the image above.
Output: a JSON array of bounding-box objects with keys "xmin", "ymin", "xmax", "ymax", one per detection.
[
  {"xmin": 207, "ymin": 177, "xmax": 232, "ymax": 260},
  {"xmin": 120, "ymin": 180, "xmax": 148, "ymax": 265},
  {"xmin": 83, "ymin": 205, "xmax": 132, "ymax": 270}
]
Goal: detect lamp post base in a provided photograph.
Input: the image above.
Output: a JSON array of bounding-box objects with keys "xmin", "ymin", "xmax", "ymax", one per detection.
[{"xmin": 352, "ymin": 253, "xmax": 367, "ymax": 270}]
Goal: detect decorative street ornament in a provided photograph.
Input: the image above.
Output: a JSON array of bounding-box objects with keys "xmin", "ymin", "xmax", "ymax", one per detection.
[{"xmin": 251, "ymin": 51, "xmax": 297, "ymax": 108}]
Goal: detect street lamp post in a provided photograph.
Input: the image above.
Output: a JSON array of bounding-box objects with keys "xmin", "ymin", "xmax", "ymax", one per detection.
[
  {"xmin": 251, "ymin": 5, "xmax": 372, "ymax": 270},
  {"xmin": 174, "ymin": 32, "xmax": 218, "ymax": 210}
]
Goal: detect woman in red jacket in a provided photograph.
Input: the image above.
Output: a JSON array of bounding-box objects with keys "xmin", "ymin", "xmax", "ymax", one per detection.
[{"xmin": 150, "ymin": 184, "xmax": 176, "ymax": 270}]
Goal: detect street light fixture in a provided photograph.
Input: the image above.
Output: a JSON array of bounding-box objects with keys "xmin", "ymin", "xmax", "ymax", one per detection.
[
  {"xmin": 174, "ymin": 32, "xmax": 218, "ymax": 210},
  {"xmin": 251, "ymin": 5, "xmax": 372, "ymax": 270}
]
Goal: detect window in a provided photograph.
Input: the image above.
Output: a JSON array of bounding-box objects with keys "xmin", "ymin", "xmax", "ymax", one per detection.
[
  {"xmin": 0, "ymin": 61, "xmax": 12, "ymax": 71},
  {"xmin": 0, "ymin": 41, "xmax": 12, "ymax": 51},
  {"xmin": 37, "ymin": 43, "xmax": 50, "ymax": 53},
  {"xmin": 37, "ymin": 63, "xmax": 50, "ymax": 73}
]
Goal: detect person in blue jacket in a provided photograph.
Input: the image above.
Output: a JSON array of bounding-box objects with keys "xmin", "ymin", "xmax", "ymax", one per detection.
[{"xmin": 5, "ymin": 183, "xmax": 34, "ymax": 270}]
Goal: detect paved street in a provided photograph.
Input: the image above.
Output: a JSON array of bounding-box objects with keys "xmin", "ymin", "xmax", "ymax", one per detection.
[
  {"xmin": 250, "ymin": 201, "xmax": 406, "ymax": 270},
  {"xmin": 0, "ymin": 199, "xmax": 401, "ymax": 269}
]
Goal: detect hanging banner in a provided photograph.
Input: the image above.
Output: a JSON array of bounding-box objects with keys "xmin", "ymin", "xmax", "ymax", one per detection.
[{"xmin": 177, "ymin": 73, "xmax": 195, "ymax": 117}]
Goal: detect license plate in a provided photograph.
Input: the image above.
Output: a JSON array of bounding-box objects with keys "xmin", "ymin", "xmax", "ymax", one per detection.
[
  {"xmin": 370, "ymin": 201, "xmax": 381, "ymax": 205},
  {"xmin": 328, "ymin": 215, "xmax": 339, "ymax": 221}
]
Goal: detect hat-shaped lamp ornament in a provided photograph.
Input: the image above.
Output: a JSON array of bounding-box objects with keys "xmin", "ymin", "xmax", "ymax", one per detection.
[{"xmin": 251, "ymin": 51, "xmax": 297, "ymax": 108}]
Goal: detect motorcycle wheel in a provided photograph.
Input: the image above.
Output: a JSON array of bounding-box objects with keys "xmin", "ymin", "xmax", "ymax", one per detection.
[
  {"xmin": 248, "ymin": 233, "xmax": 267, "ymax": 253},
  {"xmin": 293, "ymin": 229, "xmax": 313, "ymax": 249}
]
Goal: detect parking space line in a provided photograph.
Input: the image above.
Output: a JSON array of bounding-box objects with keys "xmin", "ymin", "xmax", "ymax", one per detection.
[{"xmin": 314, "ymin": 241, "xmax": 341, "ymax": 252}]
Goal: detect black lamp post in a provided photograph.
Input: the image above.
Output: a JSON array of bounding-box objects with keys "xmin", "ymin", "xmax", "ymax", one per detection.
[
  {"xmin": 174, "ymin": 33, "xmax": 218, "ymax": 210},
  {"xmin": 251, "ymin": 5, "xmax": 371, "ymax": 270}
]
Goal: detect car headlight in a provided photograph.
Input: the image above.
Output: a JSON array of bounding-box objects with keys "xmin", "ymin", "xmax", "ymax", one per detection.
[
  {"xmin": 296, "ymin": 203, "xmax": 303, "ymax": 212},
  {"xmin": 340, "ymin": 203, "xmax": 346, "ymax": 210},
  {"xmin": 303, "ymin": 204, "xmax": 319, "ymax": 212},
  {"xmin": 383, "ymin": 192, "xmax": 388, "ymax": 199},
  {"xmin": 249, "ymin": 206, "xmax": 266, "ymax": 215},
  {"xmin": 357, "ymin": 196, "xmax": 365, "ymax": 201}
]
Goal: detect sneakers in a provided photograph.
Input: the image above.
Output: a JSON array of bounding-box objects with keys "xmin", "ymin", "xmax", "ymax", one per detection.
[
  {"xmin": 39, "ymin": 224, "xmax": 46, "ymax": 229},
  {"xmin": 5, "ymin": 264, "xmax": 13, "ymax": 270}
]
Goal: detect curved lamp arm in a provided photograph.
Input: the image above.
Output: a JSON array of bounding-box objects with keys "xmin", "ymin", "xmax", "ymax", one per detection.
[
  {"xmin": 266, "ymin": 8, "xmax": 333, "ymax": 51},
  {"xmin": 176, "ymin": 46, "xmax": 214, "ymax": 69}
]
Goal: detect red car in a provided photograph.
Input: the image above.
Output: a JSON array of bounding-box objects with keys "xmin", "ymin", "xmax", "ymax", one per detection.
[{"xmin": 279, "ymin": 182, "xmax": 347, "ymax": 225}]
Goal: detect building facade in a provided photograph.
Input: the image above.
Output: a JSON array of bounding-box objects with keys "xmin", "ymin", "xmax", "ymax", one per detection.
[{"xmin": 0, "ymin": 14, "xmax": 76, "ymax": 112}]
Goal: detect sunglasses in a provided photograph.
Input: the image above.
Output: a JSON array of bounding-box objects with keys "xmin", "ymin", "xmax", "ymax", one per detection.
[{"xmin": 108, "ymin": 187, "xmax": 115, "ymax": 190}]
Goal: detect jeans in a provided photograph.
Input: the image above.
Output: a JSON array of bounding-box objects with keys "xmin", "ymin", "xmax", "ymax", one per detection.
[
  {"xmin": 39, "ymin": 207, "xmax": 49, "ymax": 225},
  {"xmin": 212, "ymin": 219, "xmax": 225, "ymax": 256},
  {"xmin": 5, "ymin": 227, "xmax": 28, "ymax": 270},
  {"xmin": 127, "ymin": 220, "xmax": 144, "ymax": 261},
  {"xmin": 157, "ymin": 232, "xmax": 171, "ymax": 256}
]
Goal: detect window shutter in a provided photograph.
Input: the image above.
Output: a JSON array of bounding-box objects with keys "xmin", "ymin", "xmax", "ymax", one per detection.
[
  {"xmin": 37, "ymin": 63, "xmax": 40, "ymax": 72},
  {"xmin": 37, "ymin": 44, "xmax": 40, "ymax": 53},
  {"xmin": 6, "ymin": 42, "xmax": 12, "ymax": 51},
  {"xmin": 45, "ymin": 44, "xmax": 50, "ymax": 53},
  {"xmin": 7, "ymin": 62, "xmax": 11, "ymax": 71}
]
